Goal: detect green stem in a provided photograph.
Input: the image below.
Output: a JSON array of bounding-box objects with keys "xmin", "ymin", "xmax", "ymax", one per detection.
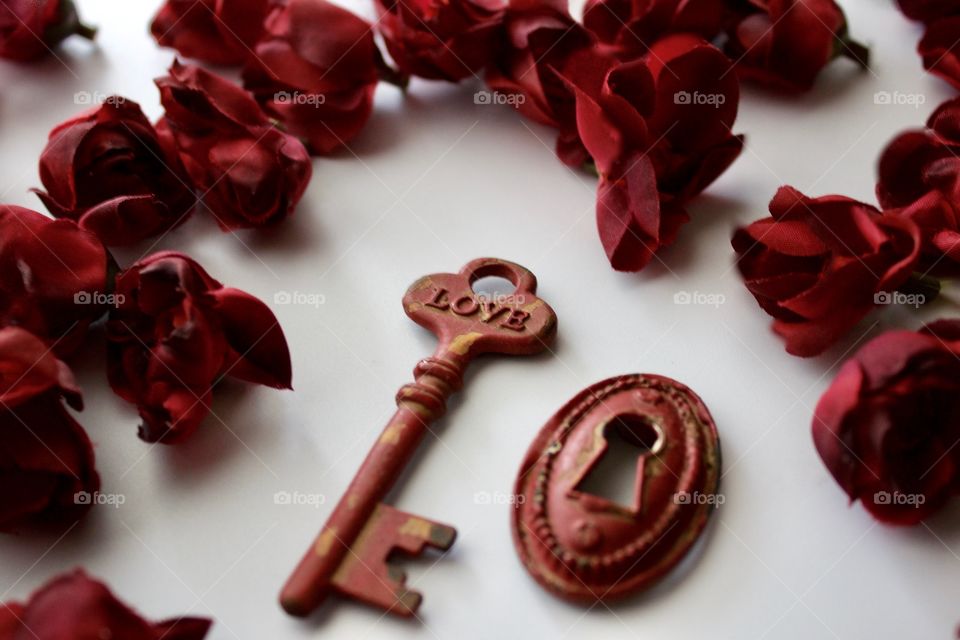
[{"xmin": 76, "ymin": 23, "xmax": 98, "ymax": 41}]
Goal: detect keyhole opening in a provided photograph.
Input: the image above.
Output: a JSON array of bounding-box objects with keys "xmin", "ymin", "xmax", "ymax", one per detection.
[
  {"xmin": 471, "ymin": 276, "xmax": 517, "ymax": 302},
  {"xmin": 577, "ymin": 414, "xmax": 662, "ymax": 509}
]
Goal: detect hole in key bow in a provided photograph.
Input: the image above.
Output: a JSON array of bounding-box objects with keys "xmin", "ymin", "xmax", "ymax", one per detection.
[
  {"xmin": 471, "ymin": 275, "xmax": 520, "ymax": 305},
  {"xmin": 576, "ymin": 414, "xmax": 663, "ymax": 510}
]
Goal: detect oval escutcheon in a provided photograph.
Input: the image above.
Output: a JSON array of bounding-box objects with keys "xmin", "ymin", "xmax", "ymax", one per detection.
[{"xmin": 511, "ymin": 374, "xmax": 721, "ymax": 603}]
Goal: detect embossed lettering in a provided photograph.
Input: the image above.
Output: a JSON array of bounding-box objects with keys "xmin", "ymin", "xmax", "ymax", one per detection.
[
  {"xmin": 425, "ymin": 287, "xmax": 450, "ymax": 310},
  {"xmin": 500, "ymin": 309, "xmax": 531, "ymax": 331}
]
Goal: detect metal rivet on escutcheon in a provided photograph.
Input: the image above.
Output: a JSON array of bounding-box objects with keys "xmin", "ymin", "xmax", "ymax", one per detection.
[{"xmin": 511, "ymin": 374, "xmax": 721, "ymax": 603}]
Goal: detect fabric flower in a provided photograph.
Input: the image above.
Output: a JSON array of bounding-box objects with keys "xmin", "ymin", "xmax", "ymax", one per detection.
[
  {"xmin": 0, "ymin": 205, "xmax": 110, "ymax": 357},
  {"xmin": 374, "ymin": 0, "xmax": 505, "ymax": 81},
  {"xmin": 0, "ymin": 0, "xmax": 95, "ymax": 62},
  {"xmin": 813, "ymin": 320, "xmax": 960, "ymax": 525},
  {"xmin": 150, "ymin": 0, "xmax": 269, "ymax": 66},
  {"xmin": 242, "ymin": 0, "xmax": 385, "ymax": 155},
  {"xmin": 34, "ymin": 98, "xmax": 195, "ymax": 246},
  {"xmin": 896, "ymin": 0, "xmax": 958, "ymax": 22},
  {"xmin": 732, "ymin": 186, "xmax": 921, "ymax": 357},
  {"xmin": 156, "ymin": 61, "xmax": 312, "ymax": 230},
  {"xmin": 0, "ymin": 570, "xmax": 211, "ymax": 638},
  {"xmin": 582, "ymin": 0, "xmax": 725, "ymax": 57},
  {"xmin": 0, "ymin": 327, "xmax": 98, "ymax": 532},
  {"xmin": 107, "ymin": 252, "xmax": 292, "ymax": 444},
  {"xmin": 919, "ymin": 17, "xmax": 960, "ymax": 91},
  {"xmin": 724, "ymin": 0, "xmax": 868, "ymax": 93}
]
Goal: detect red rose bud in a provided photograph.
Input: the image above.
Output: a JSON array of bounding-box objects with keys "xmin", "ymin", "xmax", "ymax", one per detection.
[
  {"xmin": 150, "ymin": 0, "xmax": 269, "ymax": 66},
  {"xmin": 375, "ymin": 0, "xmax": 505, "ymax": 81},
  {"xmin": 0, "ymin": 570, "xmax": 211, "ymax": 638},
  {"xmin": 582, "ymin": 0, "xmax": 725, "ymax": 58},
  {"xmin": 107, "ymin": 252, "xmax": 292, "ymax": 444},
  {"xmin": 813, "ymin": 320, "xmax": 960, "ymax": 525},
  {"xmin": 0, "ymin": 0, "xmax": 96, "ymax": 62},
  {"xmin": 34, "ymin": 98, "xmax": 196, "ymax": 246},
  {"xmin": 896, "ymin": 0, "xmax": 959, "ymax": 22},
  {"xmin": 0, "ymin": 205, "xmax": 111, "ymax": 357},
  {"xmin": 156, "ymin": 62, "xmax": 312, "ymax": 230},
  {"xmin": 732, "ymin": 186, "xmax": 922, "ymax": 357},
  {"xmin": 242, "ymin": 0, "xmax": 387, "ymax": 155},
  {"xmin": 0, "ymin": 327, "xmax": 99, "ymax": 532},
  {"xmin": 724, "ymin": 0, "xmax": 869, "ymax": 93},
  {"xmin": 919, "ymin": 17, "xmax": 960, "ymax": 91}
]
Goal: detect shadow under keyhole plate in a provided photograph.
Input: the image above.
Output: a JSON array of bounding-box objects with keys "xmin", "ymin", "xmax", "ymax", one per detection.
[{"xmin": 511, "ymin": 374, "xmax": 721, "ymax": 603}]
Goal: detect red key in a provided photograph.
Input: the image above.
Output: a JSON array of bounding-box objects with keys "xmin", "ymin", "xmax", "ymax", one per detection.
[{"xmin": 281, "ymin": 258, "xmax": 558, "ymax": 618}]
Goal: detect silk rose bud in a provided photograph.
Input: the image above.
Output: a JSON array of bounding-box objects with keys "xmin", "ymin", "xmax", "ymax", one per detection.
[
  {"xmin": 374, "ymin": 0, "xmax": 505, "ymax": 81},
  {"xmin": 0, "ymin": 327, "xmax": 99, "ymax": 532},
  {"xmin": 243, "ymin": 0, "xmax": 391, "ymax": 155},
  {"xmin": 0, "ymin": 205, "xmax": 111, "ymax": 357},
  {"xmin": 0, "ymin": 570, "xmax": 212, "ymax": 639},
  {"xmin": 0, "ymin": 0, "xmax": 96, "ymax": 62},
  {"xmin": 107, "ymin": 252, "xmax": 292, "ymax": 444},
  {"xmin": 156, "ymin": 62, "xmax": 312, "ymax": 230},
  {"xmin": 150, "ymin": 0, "xmax": 269, "ymax": 66},
  {"xmin": 34, "ymin": 98, "xmax": 195, "ymax": 246},
  {"xmin": 813, "ymin": 321, "xmax": 960, "ymax": 525},
  {"xmin": 732, "ymin": 187, "xmax": 921, "ymax": 357}
]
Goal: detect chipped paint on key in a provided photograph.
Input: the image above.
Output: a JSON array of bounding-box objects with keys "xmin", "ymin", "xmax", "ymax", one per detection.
[{"xmin": 280, "ymin": 258, "xmax": 558, "ymax": 619}]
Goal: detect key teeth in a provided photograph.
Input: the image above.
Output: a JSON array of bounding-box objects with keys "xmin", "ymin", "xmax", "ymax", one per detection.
[{"xmin": 331, "ymin": 504, "xmax": 457, "ymax": 617}]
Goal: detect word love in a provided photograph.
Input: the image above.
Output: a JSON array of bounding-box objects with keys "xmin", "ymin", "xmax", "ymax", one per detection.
[{"xmin": 424, "ymin": 287, "xmax": 531, "ymax": 331}]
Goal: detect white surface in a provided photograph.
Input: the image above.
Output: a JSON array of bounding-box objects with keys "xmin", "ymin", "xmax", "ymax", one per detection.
[{"xmin": 0, "ymin": 1, "xmax": 958, "ymax": 638}]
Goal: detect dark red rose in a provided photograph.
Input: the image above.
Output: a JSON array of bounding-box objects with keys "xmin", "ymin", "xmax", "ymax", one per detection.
[
  {"xmin": 0, "ymin": 0, "xmax": 95, "ymax": 62},
  {"xmin": 485, "ymin": 0, "xmax": 593, "ymax": 133},
  {"xmin": 732, "ymin": 186, "xmax": 921, "ymax": 357},
  {"xmin": 813, "ymin": 320, "xmax": 960, "ymax": 525},
  {"xmin": 242, "ymin": 0, "xmax": 384, "ymax": 155},
  {"xmin": 561, "ymin": 35, "xmax": 742, "ymax": 270},
  {"xmin": 582, "ymin": 0, "xmax": 726, "ymax": 57},
  {"xmin": 34, "ymin": 99, "xmax": 195, "ymax": 246},
  {"xmin": 0, "ymin": 205, "xmax": 110, "ymax": 357},
  {"xmin": 893, "ymin": 192, "xmax": 960, "ymax": 277},
  {"xmin": 919, "ymin": 17, "xmax": 960, "ymax": 91},
  {"xmin": 0, "ymin": 327, "xmax": 98, "ymax": 532},
  {"xmin": 107, "ymin": 252, "xmax": 292, "ymax": 444},
  {"xmin": 375, "ymin": 0, "xmax": 505, "ymax": 81},
  {"xmin": 896, "ymin": 0, "xmax": 959, "ymax": 22},
  {"xmin": 150, "ymin": 0, "xmax": 269, "ymax": 66},
  {"xmin": 724, "ymin": 0, "xmax": 868, "ymax": 92},
  {"xmin": 0, "ymin": 570, "xmax": 211, "ymax": 639},
  {"xmin": 156, "ymin": 62, "xmax": 312, "ymax": 230}
]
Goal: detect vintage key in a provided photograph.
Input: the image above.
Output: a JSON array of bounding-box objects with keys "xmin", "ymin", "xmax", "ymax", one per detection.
[{"xmin": 281, "ymin": 257, "xmax": 557, "ymax": 618}]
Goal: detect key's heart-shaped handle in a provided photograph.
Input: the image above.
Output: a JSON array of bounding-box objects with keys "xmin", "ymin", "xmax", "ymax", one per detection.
[{"xmin": 403, "ymin": 257, "xmax": 557, "ymax": 358}]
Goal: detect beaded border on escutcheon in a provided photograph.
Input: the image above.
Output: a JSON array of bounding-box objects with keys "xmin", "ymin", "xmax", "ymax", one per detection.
[{"xmin": 514, "ymin": 374, "xmax": 722, "ymax": 602}]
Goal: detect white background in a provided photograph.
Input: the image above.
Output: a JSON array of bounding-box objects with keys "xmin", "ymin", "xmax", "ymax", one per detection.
[{"xmin": 0, "ymin": 0, "xmax": 958, "ymax": 638}]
